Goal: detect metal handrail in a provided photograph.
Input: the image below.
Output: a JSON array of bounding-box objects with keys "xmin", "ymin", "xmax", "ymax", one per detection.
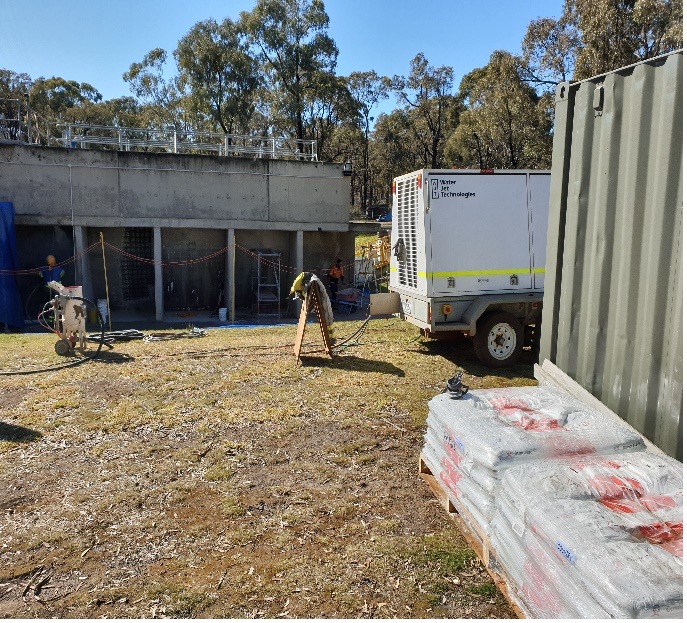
[{"xmin": 48, "ymin": 123, "xmax": 318, "ymax": 161}]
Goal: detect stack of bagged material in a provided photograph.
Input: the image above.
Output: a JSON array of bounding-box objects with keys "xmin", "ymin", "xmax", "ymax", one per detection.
[
  {"xmin": 492, "ymin": 453, "xmax": 683, "ymax": 618},
  {"xmin": 423, "ymin": 386, "xmax": 646, "ymax": 534}
]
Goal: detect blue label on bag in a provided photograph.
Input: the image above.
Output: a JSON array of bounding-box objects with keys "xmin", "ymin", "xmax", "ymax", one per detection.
[{"xmin": 556, "ymin": 541, "xmax": 576, "ymax": 565}]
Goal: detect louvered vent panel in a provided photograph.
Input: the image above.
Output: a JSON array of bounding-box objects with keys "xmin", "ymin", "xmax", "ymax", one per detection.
[{"xmin": 397, "ymin": 177, "xmax": 418, "ymax": 289}]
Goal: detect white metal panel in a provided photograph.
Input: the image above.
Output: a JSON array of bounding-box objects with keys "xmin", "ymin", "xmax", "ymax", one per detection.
[
  {"xmin": 528, "ymin": 173, "xmax": 551, "ymax": 289},
  {"xmin": 427, "ymin": 172, "xmax": 531, "ymax": 295}
]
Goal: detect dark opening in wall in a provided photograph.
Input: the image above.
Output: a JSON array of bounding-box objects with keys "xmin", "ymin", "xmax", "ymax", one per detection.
[{"xmin": 121, "ymin": 228, "xmax": 154, "ymax": 301}]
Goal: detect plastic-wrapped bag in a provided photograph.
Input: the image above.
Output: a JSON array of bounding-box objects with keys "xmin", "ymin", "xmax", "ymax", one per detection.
[
  {"xmin": 424, "ymin": 425, "xmax": 495, "ymax": 529},
  {"xmin": 428, "ymin": 386, "xmax": 645, "ymax": 471},
  {"xmin": 497, "ymin": 453, "xmax": 683, "ymax": 618},
  {"xmin": 491, "ymin": 510, "xmax": 611, "ymax": 618},
  {"xmin": 423, "ymin": 429, "xmax": 494, "ymax": 535}
]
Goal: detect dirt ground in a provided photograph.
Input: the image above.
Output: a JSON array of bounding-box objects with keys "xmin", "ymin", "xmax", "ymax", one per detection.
[{"xmin": 0, "ymin": 318, "xmax": 537, "ymax": 618}]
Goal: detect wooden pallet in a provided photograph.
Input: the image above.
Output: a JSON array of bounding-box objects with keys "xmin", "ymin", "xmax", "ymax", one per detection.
[{"xmin": 418, "ymin": 453, "xmax": 530, "ymax": 619}]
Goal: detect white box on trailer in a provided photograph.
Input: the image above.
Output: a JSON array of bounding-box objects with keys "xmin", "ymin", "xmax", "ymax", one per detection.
[{"xmin": 390, "ymin": 170, "xmax": 550, "ymax": 297}]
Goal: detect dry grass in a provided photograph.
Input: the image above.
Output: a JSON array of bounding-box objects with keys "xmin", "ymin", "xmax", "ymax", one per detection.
[{"xmin": 0, "ymin": 319, "xmax": 536, "ymax": 618}]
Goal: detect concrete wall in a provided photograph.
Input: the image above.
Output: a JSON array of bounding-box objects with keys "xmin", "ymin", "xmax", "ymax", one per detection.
[
  {"xmin": 0, "ymin": 145, "xmax": 350, "ymax": 230},
  {"xmin": 1, "ymin": 145, "xmax": 368, "ymax": 319},
  {"xmin": 304, "ymin": 231, "xmax": 356, "ymax": 284},
  {"xmin": 162, "ymin": 228, "xmax": 226, "ymax": 310},
  {"xmin": 87, "ymin": 227, "xmax": 126, "ymax": 309},
  {"xmin": 233, "ymin": 230, "xmax": 290, "ymax": 309}
]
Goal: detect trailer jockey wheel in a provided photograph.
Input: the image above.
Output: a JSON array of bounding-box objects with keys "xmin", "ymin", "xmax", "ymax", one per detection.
[
  {"xmin": 474, "ymin": 311, "xmax": 524, "ymax": 368},
  {"xmin": 54, "ymin": 339, "xmax": 71, "ymax": 356}
]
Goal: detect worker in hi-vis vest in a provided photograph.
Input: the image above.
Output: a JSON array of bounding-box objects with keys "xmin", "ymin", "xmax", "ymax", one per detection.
[{"xmin": 327, "ymin": 258, "xmax": 344, "ymax": 300}]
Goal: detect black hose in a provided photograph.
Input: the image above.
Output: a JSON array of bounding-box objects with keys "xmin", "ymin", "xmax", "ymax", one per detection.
[
  {"xmin": 332, "ymin": 315, "xmax": 372, "ymax": 353},
  {"xmin": 86, "ymin": 329, "xmax": 145, "ymax": 346},
  {"xmin": 24, "ymin": 281, "xmax": 45, "ymax": 323}
]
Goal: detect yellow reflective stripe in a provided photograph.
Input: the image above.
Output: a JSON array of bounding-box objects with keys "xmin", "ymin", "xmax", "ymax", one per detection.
[
  {"xmin": 418, "ymin": 268, "xmax": 537, "ymax": 278},
  {"xmin": 391, "ymin": 266, "xmax": 545, "ymax": 276}
]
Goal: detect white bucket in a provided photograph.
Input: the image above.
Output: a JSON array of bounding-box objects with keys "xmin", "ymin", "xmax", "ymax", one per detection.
[
  {"xmin": 97, "ymin": 299, "xmax": 108, "ymax": 323},
  {"xmin": 218, "ymin": 307, "xmax": 227, "ymax": 322}
]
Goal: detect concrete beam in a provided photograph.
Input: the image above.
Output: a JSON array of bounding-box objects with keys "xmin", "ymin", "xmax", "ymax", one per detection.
[
  {"xmin": 154, "ymin": 227, "xmax": 163, "ymax": 321},
  {"xmin": 13, "ymin": 215, "xmax": 350, "ymax": 232}
]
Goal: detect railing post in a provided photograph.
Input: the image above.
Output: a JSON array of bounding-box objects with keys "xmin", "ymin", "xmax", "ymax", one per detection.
[
  {"xmin": 224, "ymin": 135, "xmax": 229, "ymax": 157},
  {"xmin": 272, "ymin": 138, "xmax": 276, "ymax": 159},
  {"xmin": 118, "ymin": 128, "xmax": 123, "ymax": 151},
  {"xmin": 173, "ymin": 130, "xmax": 178, "ymax": 153}
]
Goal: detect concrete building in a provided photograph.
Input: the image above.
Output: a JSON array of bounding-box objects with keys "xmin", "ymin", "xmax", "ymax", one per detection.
[{"xmin": 0, "ymin": 145, "xmax": 375, "ymax": 320}]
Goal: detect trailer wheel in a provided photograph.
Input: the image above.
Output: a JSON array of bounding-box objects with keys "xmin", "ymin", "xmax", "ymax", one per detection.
[{"xmin": 474, "ymin": 311, "xmax": 524, "ymax": 368}]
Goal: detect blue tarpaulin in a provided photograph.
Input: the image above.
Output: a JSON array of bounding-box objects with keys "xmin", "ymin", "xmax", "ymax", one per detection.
[{"xmin": 0, "ymin": 202, "xmax": 24, "ymax": 329}]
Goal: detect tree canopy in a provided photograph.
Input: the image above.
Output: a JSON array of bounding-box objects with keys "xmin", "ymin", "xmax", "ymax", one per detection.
[
  {"xmin": 1, "ymin": 0, "xmax": 682, "ymax": 212},
  {"xmin": 446, "ymin": 51, "xmax": 552, "ymax": 170},
  {"xmin": 175, "ymin": 18, "xmax": 261, "ymax": 135},
  {"xmin": 240, "ymin": 0, "xmax": 338, "ymax": 145}
]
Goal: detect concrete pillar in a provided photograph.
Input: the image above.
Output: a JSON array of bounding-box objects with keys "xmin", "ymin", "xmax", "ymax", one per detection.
[
  {"xmin": 154, "ymin": 226, "xmax": 163, "ymax": 321},
  {"xmin": 225, "ymin": 228, "xmax": 235, "ymax": 323},
  {"xmin": 291, "ymin": 230, "xmax": 304, "ymax": 275},
  {"xmin": 74, "ymin": 225, "xmax": 93, "ymax": 303}
]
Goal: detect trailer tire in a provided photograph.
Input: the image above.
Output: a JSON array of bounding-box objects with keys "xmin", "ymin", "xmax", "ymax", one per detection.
[{"xmin": 474, "ymin": 311, "xmax": 524, "ymax": 368}]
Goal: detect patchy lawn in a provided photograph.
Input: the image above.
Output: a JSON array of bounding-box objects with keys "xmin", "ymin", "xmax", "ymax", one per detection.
[{"xmin": 0, "ymin": 318, "xmax": 536, "ymax": 618}]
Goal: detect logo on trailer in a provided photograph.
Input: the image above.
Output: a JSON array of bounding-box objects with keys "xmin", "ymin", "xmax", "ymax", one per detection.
[{"xmin": 430, "ymin": 178, "xmax": 476, "ymax": 199}]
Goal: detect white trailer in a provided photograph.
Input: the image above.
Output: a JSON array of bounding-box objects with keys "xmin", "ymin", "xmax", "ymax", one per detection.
[{"xmin": 390, "ymin": 169, "xmax": 550, "ymax": 367}]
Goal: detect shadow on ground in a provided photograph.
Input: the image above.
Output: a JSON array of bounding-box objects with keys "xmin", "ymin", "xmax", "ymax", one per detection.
[
  {"xmin": 92, "ymin": 351, "xmax": 136, "ymax": 364},
  {"xmin": 411, "ymin": 336, "xmax": 538, "ymax": 382},
  {"xmin": 0, "ymin": 422, "xmax": 42, "ymax": 443},
  {"xmin": 298, "ymin": 354, "xmax": 405, "ymax": 376}
]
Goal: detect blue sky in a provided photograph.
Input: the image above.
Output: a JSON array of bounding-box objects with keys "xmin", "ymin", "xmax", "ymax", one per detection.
[{"xmin": 2, "ymin": 0, "xmax": 564, "ymax": 117}]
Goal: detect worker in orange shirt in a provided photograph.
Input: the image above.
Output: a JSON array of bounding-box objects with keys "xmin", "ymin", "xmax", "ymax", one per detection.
[{"xmin": 328, "ymin": 258, "xmax": 344, "ymax": 300}]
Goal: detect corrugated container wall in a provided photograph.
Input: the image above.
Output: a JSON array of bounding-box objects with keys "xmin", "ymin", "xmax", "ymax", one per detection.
[{"xmin": 540, "ymin": 51, "xmax": 683, "ymax": 461}]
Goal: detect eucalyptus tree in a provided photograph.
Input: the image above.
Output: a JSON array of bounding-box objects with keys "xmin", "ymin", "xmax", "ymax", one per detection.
[
  {"xmin": 27, "ymin": 77, "xmax": 103, "ymax": 143},
  {"xmin": 445, "ymin": 51, "xmax": 552, "ymax": 170},
  {"xmin": 29, "ymin": 77, "xmax": 102, "ymax": 118},
  {"xmin": 0, "ymin": 69, "xmax": 32, "ymax": 140},
  {"xmin": 368, "ymin": 109, "xmax": 424, "ymax": 207},
  {"xmin": 388, "ymin": 53, "xmax": 456, "ymax": 168},
  {"xmin": 521, "ymin": 16, "xmax": 580, "ymax": 90},
  {"xmin": 60, "ymin": 97, "xmax": 144, "ymax": 127},
  {"xmin": 240, "ymin": 0, "xmax": 339, "ymax": 150},
  {"xmin": 347, "ymin": 71, "xmax": 388, "ymax": 213},
  {"xmin": 123, "ymin": 48, "xmax": 187, "ymax": 130},
  {"xmin": 564, "ymin": 0, "xmax": 683, "ymax": 79},
  {"xmin": 303, "ymin": 72, "xmax": 357, "ymax": 161},
  {"xmin": 175, "ymin": 17, "xmax": 261, "ymax": 137}
]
